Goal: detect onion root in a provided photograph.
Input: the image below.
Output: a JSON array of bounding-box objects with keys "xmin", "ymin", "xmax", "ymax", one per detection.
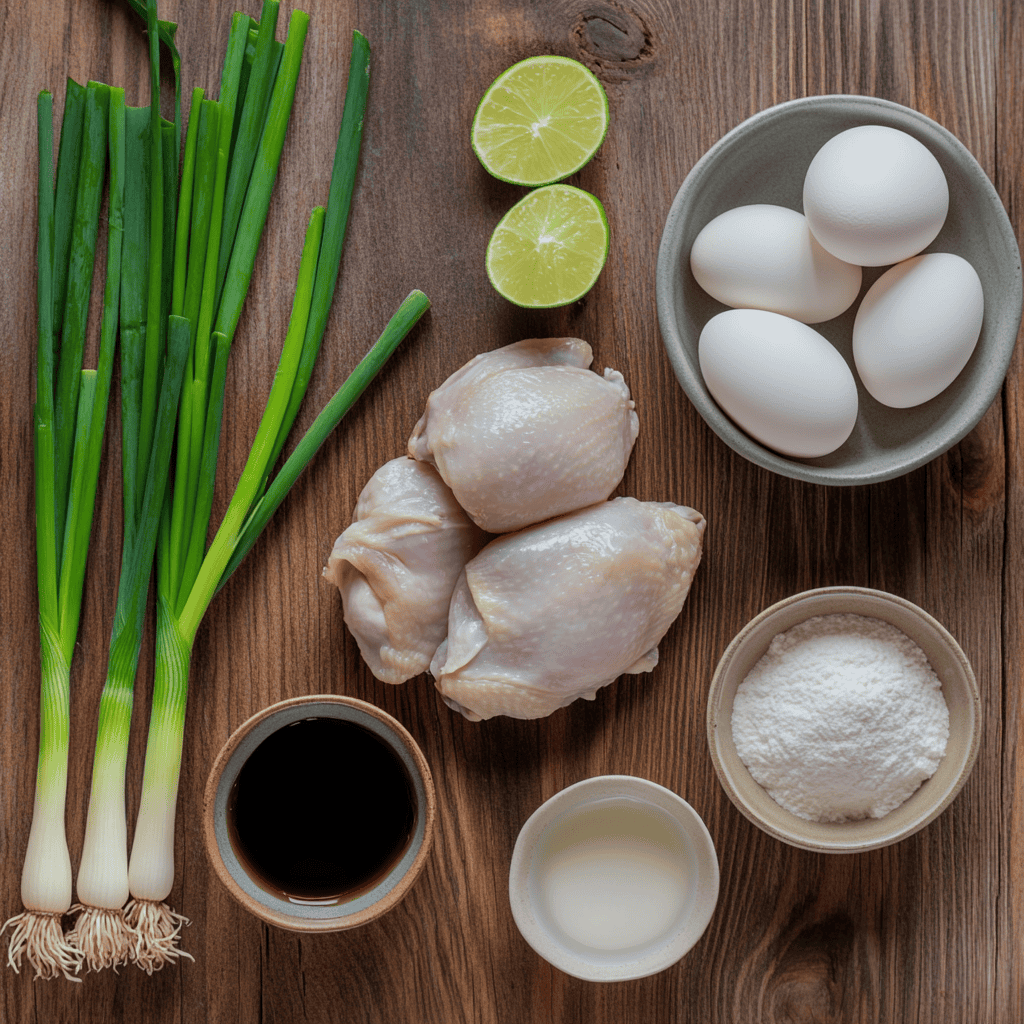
[
  {"xmin": 66, "ymin": 905, "xmax": 132, "ymax": 972},
  {"xmin": 125, "ymin": 899, "xmax": 193, "ymax": 974},
  {"xmin": 0, "ymin": 910, "xmax": 82, "ymax": 981}
]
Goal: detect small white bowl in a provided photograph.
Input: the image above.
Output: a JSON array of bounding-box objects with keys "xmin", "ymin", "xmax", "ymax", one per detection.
[
  {"xmin": 707, "ymin": 587, "xmax": 981, "ymax": 852},
  {"xmin": 508, "ymin": 776, "xmax": 719, "ymax": 982}
]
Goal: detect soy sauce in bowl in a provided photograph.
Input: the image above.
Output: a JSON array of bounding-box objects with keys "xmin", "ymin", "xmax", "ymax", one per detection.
[{"xmin": 227, "ymin": 717, "xmax": 416, "ymax": 904}]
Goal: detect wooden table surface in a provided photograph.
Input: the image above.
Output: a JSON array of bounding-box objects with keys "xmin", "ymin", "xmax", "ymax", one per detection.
[{"xmin": 2, "ymin": 1, "xmax": 1022, "ymax": 1021}]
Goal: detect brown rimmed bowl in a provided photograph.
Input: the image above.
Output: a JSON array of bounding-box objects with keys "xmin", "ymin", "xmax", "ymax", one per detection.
[
  {"xmin": 203, "ymin": 694, "xmax": 436, "ymax": 932},
  {"xmin": 707, "ymin": 587, "xmax": 981, "ymax": 852}
]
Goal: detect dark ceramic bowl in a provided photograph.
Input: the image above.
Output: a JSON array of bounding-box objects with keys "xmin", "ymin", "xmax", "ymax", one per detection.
[
  {"xmin": 656, "ymin": 95, "xmax": 1022, "ymax": 486},
  {"xmin": 203, "ymin": 695, "xmax": 435, "ymax": 932}
]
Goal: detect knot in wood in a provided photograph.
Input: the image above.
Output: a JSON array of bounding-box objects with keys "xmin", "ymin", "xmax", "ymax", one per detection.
[
  {"xmin": 945, "ymin": 420, "xmax": 1002, "ymax": 506},
  {"xmin": 764, "ymin": 913, "xmax": 855, "ymax": 1023},
  {"xmin": 572, "ymin": 3, "xmax": 654, "ymax": 79}
]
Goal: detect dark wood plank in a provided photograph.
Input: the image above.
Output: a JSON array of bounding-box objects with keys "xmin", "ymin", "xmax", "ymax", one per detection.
[
  {"xmin": 0, "ymin": 1, "xmax": 1019, "ymax": 1022},
  {"xmin": 998, "ymin": 0, "xmax": 1024, "ymax": 1019}
]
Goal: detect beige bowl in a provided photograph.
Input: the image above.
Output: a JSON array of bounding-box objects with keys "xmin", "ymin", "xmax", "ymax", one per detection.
[
  {"xmin": 707, "ymin": 587, "xmax": 981, "ymax": 852},
  {"xmin": 203, "ymin": 695, "xmax": 436, "ymax": 931}
]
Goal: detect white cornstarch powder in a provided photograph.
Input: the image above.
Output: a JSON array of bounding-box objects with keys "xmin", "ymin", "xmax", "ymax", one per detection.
[{"xmin": 731, "ymin": 613, "xmax": 950, "ymax": 823}]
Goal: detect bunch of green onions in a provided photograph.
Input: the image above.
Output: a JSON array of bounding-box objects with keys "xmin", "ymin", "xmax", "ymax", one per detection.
[
  {"xmin": 0, "ymin": 78, "xmax": 122, "ymax": 982},
  {"xmin": 67, "ymin": 0, "xmax": 308, "ymax": 970},
  {"xmin": 5, "ymin": 0, "xmax": 428, "ymax": 979},
  {"xmin": 66, "ymin": 0, "xmax": 191, "ymax": 969}
]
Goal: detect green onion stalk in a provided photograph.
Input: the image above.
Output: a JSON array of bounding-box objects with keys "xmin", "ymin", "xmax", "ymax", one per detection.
[
  {"xmin": 124, "ymin": 32, "xmax": 428, "ymax": 972},
  {"xmin": 66, "ymin": 0, "xmax": 190, "ymax": 969},
  {"xmin": 125, "ymin": 0, "xmax": 183, "ymax": 155},
  {"xmin": 68, "ymin": 317, "xmax": 190, "ymax": 969},
  {"xmin": 65, "ymin": 0, "xmax": 300, "ymax": 969},
  {"xmin": 1, "ymin": 81, "xmax": 117, "ymax": 981}
]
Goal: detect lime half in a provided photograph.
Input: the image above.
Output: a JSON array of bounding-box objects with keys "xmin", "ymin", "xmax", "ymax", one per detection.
[
  {"xmin": 471, "ymin": 55, "xmax": 610, "ymax": 187},
  {"xmin": 486, "ymin": 184, "xmax": 609, "ymax": 308}
]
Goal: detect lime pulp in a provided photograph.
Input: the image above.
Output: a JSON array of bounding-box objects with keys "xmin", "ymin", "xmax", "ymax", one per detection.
[
  {"xmin": 471, "ymin": 55, "xmax": 609, "ymax": 187},
  {"xmin": 485, "ymin": 184, "xmax": 610, "ymax": 308}
]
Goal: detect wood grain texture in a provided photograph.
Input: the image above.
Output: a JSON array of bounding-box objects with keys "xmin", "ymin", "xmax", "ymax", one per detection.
[{"xmin": 0, "ymin": 1, "xmax": 1020, "ymax": 1021}]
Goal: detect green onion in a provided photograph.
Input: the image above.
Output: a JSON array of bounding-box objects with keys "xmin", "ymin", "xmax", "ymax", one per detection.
[
  {"xmin": 136, "ymin": 0, "xmax": 165, "ymax": 512},
  {"xmin": 126, "ymin": 32, "xmax": 429, "ymax": 972},
  {"xmin": 70, "ymin": 318, "xmax": 191, "ymax": 970},
  {"xmin": 34, "ymin": 93, "xmax": 58, "ymax": 622},
  {"xmin": 2, "ymin": 83, "xmax": 117, "ymax": 983},
  {"xmin": 58, "ymin": 89, "xmax": 126, "ymax": 649},
  {"xmin": 124, "ymin": 0, "xmax": 182, "ymax": 159},
  {"xmin": 66, "ymin": 0, "xmax": 190, "ymax": 970},
  {"xmin": 180, "ymin": 100, "xmax": 220, "ymax": 345},
  {"xmin": 220, "ymin": 290, "xmax": 431, "ymax": 590},
  {"xmin": 45, "ymin": 3, "xmax": 313, "ymax": 972},
  {"xmin": 269, "ymin": 29, "xmax": 370, "ymax": 474},
  {"xmin": 218, "ymin": 11, "xmax": 251, "ymax": 133},
  {"xmin": 215, "ymin": 0, "xmax": 281, "ymax": 309},
  {"xmin": 8, "ymin": 8, "xmax": 425, "ymax": 980},
  {"xmin": 127, "ymin": 208, "xmax": 326, "ymax": 928},
  {"xmin": 119, "ymin": 105, "xmax": 153, "ymax": 548},
  {"xmin": 160, "ymin": 119, "xmax": 178, "ymax": 350},
  {"xmin": 51, "ymin": 79, "xmax": 86, "ymax": 338},
  {"xmin": 172, "ymin": 88, "xmax": 205, "ymax": 318},
  {"xmin": 214, "ymin": 9, "xmax": 309, "ymax": 344},
  {"xmin": 53, "ymin": 82, "xmax": 110, "ymax": 568},
  {"xmin": 166, "ymin": 9, "xmax": 308, "ymax": 619}
]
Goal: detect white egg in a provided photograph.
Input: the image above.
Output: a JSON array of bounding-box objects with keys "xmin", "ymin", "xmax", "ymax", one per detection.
[
  {"xmin": 803, "ymin": 125, "xmax": 949, "ymax": 267},
  {"xmin": 690, "ymin": 205, "xmax": 862, "ymax": 323},
  {"xmin": 853, "ymin": 252, "xmax": 984, "ymax": 408},
  {"xmin": 699, "ymin": 309, "xmax": 859, "ymax": 458}
]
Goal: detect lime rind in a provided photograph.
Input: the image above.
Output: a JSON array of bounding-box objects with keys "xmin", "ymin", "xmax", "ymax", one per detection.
[
  {"xmin": 486, "ymin": 184, "xmax": 610, "ymax": 308},
  {"xmin": 471, "ymin": 55, "xmax": 610, "ymax": 187}
]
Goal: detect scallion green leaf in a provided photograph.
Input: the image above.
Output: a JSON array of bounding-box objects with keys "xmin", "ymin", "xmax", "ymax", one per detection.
[
  {"xmin": 171, "ymin": 88, "xmax": 205, "ymax": 317},
  {"xmin": 52, "ymin": 82, "xmax": 109, "ymax": 569},
  {"xmin": 215, "ymin": 0, "xmax": 281, "ymax": 309},
  {"xmin": 220, "ymin": 290, "xmax": 431, "ymax": 591},
  {"xmin": 51, "ymin": 79, "xmax": 86, "ymax": 339},
  {"xmin": 270, "ymin": 31, "xmax": 371, "ymax": 470},
  {"xmin": 214, "ymin": 9, "xmax": 309, "ymax": 344}
]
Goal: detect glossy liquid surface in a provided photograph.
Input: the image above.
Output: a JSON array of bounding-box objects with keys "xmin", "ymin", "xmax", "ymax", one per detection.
[
  {"xmin": 531, "ymin": 799, "xmax": 695, "ymax": 958},
  {"xmin": 228, "ymin": 717, "xmax": 415, "ymax": 904}
]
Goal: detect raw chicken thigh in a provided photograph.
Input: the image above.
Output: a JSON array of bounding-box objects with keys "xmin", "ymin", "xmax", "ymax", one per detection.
[
  {"xmin": 323, "ymin": 458, "xmax": 490, "ymax": 684},
  {"xmin": 431, "ymin": 498, "xmax": 705, "ymax": 721},
  {"xmin": 408, "ymin": 337, "xmax": 639, "ymax": 533}
]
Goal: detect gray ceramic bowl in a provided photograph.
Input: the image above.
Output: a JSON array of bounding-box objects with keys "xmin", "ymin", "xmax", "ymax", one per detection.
[
  {"xmin": 656, "ymin": 95, "xmax": 1022, "ymax": 486},
  {"xmin": 707, "ymin": 587, "xmax": 981, "ymax": 852}
]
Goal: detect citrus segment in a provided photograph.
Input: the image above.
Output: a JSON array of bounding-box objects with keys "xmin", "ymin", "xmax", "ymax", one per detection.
[
  {"xmin": 471, "ymin": 56, "xmax": 609, "ymax": 187},
  {"xmin": 485, "ymin": 184, "xmax": 609, "ymax": 308}
]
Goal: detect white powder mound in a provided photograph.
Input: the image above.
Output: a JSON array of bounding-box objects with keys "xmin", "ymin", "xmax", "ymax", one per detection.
[{"xmin": 731, "ymin": 613, "xmax": 950, "ymax": 823}]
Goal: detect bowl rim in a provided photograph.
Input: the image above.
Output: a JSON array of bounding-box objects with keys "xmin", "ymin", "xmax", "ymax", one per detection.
[
  {"xmin": 706, "ymin": 586, "xmax": 982, "ymax": 852},
  {"xmin": 202, "ymin": 694, "xmax": 436, "ymax": 932},
  {"xmin": 508, "ymin": 775, "xmax": 720, "ymax": 982},
  {"xmin": 656, "ymin": 93, "xmax": 1023, "ymax": 486}
]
